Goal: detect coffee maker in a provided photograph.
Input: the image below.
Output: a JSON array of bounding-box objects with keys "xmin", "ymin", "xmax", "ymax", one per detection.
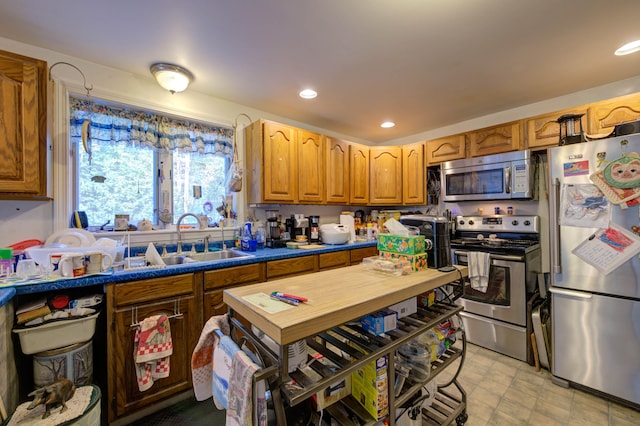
[
  {"xmin": 399, "ymin": 215, "xmax": 452, "ymax": 269},
  {"xmin": 265, "ymin": 210, "xmax": 286, "ymax": 248}
]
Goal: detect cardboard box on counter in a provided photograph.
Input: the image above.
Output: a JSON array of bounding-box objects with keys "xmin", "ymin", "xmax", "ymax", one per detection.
[
  {"xmin": 379, "ymin": 250, "xmax": 428, "ymax": 272},
  {"xmin": 377, "ymin": 233, "xmax": 426, "ymax": 255}
]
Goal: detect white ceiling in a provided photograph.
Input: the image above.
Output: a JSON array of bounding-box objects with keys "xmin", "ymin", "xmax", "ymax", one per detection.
[{"xmin": 1, "ymin": 0, "xmax": 640, "ymax": 143}]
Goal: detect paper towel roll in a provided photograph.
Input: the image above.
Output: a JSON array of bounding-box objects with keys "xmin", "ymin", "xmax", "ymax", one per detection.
[{"xmin": 340, "ymin": 215, "xmax": 356, "ymax": 243}]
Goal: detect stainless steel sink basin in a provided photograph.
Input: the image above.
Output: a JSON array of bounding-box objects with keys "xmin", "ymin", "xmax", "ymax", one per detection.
[{"xmin": 161, "ymin": 250, "xmax": 253, "ymax": 265}]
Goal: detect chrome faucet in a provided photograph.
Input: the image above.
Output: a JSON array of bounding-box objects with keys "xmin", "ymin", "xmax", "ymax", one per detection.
[{"xmin": 176, "ymin": 213, "xmax": 200, "ymax": 254}]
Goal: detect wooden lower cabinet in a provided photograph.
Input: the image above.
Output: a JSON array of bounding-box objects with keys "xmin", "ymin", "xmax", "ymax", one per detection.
[
  {"xmin": 350, "ymin": 245, "xmax": 379, "ymax": 264},
  {"xmin": 267, "ymin": 256, "xmax": 318, "ymax": 280},
  {"xmin": 106, "ymin": 273, "xmax": 202, "ymax": 423},
  {"xmin": 203, "ymin": 263, "xmax": 266, "ymax": 319},
  {"xmin": 318, "ymin": 250, "xmax": 350, "ymax": 270}
]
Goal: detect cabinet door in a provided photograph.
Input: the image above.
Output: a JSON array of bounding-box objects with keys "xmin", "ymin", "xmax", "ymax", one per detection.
[
  {"xmin": 469, "ymin": 121, "xmax": 522, "ymax": 157},
  {"xmin": 263, "ymin": 120, "xmax": 297, "ymax": 203},
  {"xmin": 526, "ymin": 107, "xmax": 590, "ymax": 149},
  {"xmin": 349, "ymin": 144, "xmax": 369, "ymax": 204},
  {"xmin": 298, "ymin": 129, "xmax": 324, "ymax": 203},
  {"xmin": 370, "ymin": 146, "xmax": 402, "ymax": 205},
  {"xmin": 112, "ymin": 296, "xmax": 197, "ymax": 418},
  {"xmin": 425, "ymin": 135, "xmax": 466, "ymax": 164},
  {"xmin": 203, "ymin": 263, "xmax": 265, "ymax": 320},
  {"xmin": 589, "ymin": 93, "xmax": 640, "ymax": 136},
  {"xmin": 267, "ymin": 256, "xmax": 318, "ymax": 280},
  {"xmin": 402, "ymin": 142, "xmax": 425, "ymax": 205},
  {"xmin": 319, "ymin": 251, "xmax": 350, "ymax": 270},
  {"xmin": 0, "ymin": 50, "xmax": 47, "ymax": 197},
  {"xmin": 325, "ymin": 137, "xmax": 350, "ymax": 204},
  {"xmin": 350, "ymin": 246, "xmax": 379, "ymax": 264}
]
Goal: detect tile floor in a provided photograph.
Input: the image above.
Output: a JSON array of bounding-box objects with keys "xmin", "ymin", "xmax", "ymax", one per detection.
[
  {"xmin": 447, "ymin": 343, "xmax": 640, "ymax": 426},
  {"xmin": 133, "ymin": 342, "xmax": 640, "ymax": 425}
]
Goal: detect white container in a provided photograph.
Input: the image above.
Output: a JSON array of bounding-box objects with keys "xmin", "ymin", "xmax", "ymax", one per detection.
[
  {"xmin": 13, "ymin": 312, "xmax": 100, "ymax": 355},
  {"xmin": 319, "ymin": 224, "xmax": 350, "ymax": 245}
]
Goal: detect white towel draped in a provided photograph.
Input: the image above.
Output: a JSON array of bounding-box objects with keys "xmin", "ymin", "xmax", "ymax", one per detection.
[{"xmin": 468, "ymin": 251, "xmax": 490, "ymax": 293}]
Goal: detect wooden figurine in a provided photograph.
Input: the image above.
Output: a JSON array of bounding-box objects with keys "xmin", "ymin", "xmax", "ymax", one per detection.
[{"xmin": 27, "ymin": 379, "xmax": 76, "ymax": 419}]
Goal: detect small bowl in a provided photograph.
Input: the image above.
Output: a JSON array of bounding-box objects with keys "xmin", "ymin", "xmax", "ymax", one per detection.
[{"xmin": 295, "ymin": 235, "xmax": 308, "ymax": 242}]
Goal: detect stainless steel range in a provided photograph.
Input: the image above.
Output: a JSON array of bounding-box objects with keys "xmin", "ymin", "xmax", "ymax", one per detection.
[{"xmin": 451, "ymin": 215, "xmax": 541, "ymax": 362}]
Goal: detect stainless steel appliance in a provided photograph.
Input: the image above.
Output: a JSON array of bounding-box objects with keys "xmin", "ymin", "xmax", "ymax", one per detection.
[
  {"xmin": 398, "ymin": 215, "xmax": 451, "ymax": 269},
  {"xmin": 441, "ymin": 150, "xmax": 536, "ymax": 202},
  {"xmin": 451, "ymin": 215, "xmax": 541, "ymax": 362},
  {"xmin": 549, "ymin": 134, "xmax": 640, "ymax": 406}
]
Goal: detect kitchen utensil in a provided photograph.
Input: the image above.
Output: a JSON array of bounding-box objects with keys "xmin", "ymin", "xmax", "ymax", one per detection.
[
  {"xmin": 45, "ymin": 229, "xmax": 96, "ymax": 248},
  {"xmin": 15, "ymin": 258, "xmax": 38, "ymax": 279}
]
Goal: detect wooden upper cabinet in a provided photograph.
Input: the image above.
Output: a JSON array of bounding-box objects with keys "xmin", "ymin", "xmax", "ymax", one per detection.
[
  {"xmin": 0, "ymin": 50, "xmax": 48, "ymax": 198},
  {"xmin": 425, "ymin": 134, "xmax": 466, "ymax": 164},
  {"xmin": 468, "ymin": 121, "xmax": 522, "ymax": 157},
  {"xmin": 526, "ymin": 107, "xmax": 591, "ymax": 149},
  {"xmin": 325, "ymin": 137, "xmax": 350, "ymax": 204},
  {"xmin": 589, "ymin": 93, "xmax": 640, "ymax": 136},
  {"xmin": 349, "ymin": 143, "xmax": 369, "ymax": 205},
  {"xmin": 298, "ymin": 129, "xmax": 324, "ymax": 203},
  {"xmin": 402, "ymin": 142, "xmax": 425, "ymax": 205},
  {"xmin": 246, "ymin": 119, "xmax": 297, "ymax": 204},
  {"xmin": 370, "ymin": 146, "xmax": 402, "ymax": 205}
]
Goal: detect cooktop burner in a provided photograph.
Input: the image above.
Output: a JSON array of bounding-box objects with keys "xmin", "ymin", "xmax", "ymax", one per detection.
[{"xmin": 452, "ymin": 215, "xmax": 541, "ymax": 254}]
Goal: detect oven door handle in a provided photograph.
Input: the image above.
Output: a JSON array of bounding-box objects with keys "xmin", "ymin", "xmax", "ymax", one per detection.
[{"xmin": 453, "ymin": 250, "xmax": 525, "ymax": 262}]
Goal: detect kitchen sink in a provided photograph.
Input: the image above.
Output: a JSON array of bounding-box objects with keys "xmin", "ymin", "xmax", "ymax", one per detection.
[{"xmin": 161, "ymin": 250, "xmax": 253, "ymax": 265}]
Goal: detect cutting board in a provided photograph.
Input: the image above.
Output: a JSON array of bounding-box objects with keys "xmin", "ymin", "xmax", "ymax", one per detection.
[{"xmin": 298, "ymin": 244, "xmax": 325, "ymax": 250}]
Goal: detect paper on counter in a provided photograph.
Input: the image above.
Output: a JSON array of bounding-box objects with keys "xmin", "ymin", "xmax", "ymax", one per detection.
[
  {"xmin": 243, "ymin": 292, "xmax": 295, "ymax": 314},
  {"xmin": 340, "ymin": 214, "xmax": 356, "ymax": 243}
]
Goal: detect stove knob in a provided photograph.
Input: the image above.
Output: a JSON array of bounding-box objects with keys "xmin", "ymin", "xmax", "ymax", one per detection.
[
  {"xmin": 468, "ymin": 220, "xmax": 474, "ymax": 225},
  {"xmin": 458, "ymin": 220, "xmax": 465, "ymax": 226},
  {"xmin": 524, "ymin": 220, "xmax": 531, "ymax": 226},
  {"xmin": 511, "ymin": 220, "xmax": 519, "ymax": 226}
]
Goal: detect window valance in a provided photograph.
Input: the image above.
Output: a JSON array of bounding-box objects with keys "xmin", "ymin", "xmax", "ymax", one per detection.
[{"xmin": 69, "ymin": 96, "xmax": 234, "ymax": 157}]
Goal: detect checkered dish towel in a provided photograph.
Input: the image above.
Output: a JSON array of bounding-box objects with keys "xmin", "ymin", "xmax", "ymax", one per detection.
[{"xmin": 134, "ymin": 314, "xmax": 173, "ymax": 392}]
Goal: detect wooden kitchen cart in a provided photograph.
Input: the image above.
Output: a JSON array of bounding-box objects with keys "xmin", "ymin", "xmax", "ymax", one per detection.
[{"xmin": 224, "ymin": 263, "xmax": 469, "ymax": 426}]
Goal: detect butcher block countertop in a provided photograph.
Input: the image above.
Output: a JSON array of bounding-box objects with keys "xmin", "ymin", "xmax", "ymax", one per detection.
[{"xmin": 223, "ymin": 264, "xmax": 468, "ymax": 345}]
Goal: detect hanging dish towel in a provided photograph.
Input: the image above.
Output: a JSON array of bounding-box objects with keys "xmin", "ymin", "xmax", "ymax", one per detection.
[
  {"xmin": 468, "ymin": 251, "xmax": 490, "ymax": 293},
  {"xmin": 134, "ymin": 314, "xmax": 173, "ymax": 392},
  {"xmin": 191, "ymin": 314, "xmax": 230, "ymax": 401},
  {"xmin": 226, "ymin": 350, "xmax": 262, "ymax": 426},
  {"xmin": 212, "ymin": 335, "xmax": 240, "ymax": 410}
]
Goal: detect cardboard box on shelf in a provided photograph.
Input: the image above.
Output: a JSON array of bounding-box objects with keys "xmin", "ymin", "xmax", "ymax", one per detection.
[
  {"xmin": 379, "ymin": 250, "xmax": 428, "ymax": 272},
  {"xmin": 361, "ymin": 309, "xmax": 397, "ymax": 336},
  {"xmin": 388, "ymin": 297, "xmax": 417, "ymax": 319},
  {"xmin": 376, "ymin": 233, "xmax": 426, "ymax": 255},
  {"xmin": 351, "ymin": 355, "xmax": 388, "ymax": 421}
]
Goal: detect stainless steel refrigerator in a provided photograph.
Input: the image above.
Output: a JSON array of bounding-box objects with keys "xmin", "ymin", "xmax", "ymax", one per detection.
[{"xmin": 549, "ymin": 134, "xmax": 640, "ymax": 406}]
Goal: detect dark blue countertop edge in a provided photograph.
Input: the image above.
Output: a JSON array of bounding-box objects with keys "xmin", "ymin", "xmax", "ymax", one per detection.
[
  {"xmin": 0, "ymin": 288, "xmax": 16, "ymax": 308},
  {"xmin": 8, "ymin": 241, "xmax": 378, "ymax": 298}
]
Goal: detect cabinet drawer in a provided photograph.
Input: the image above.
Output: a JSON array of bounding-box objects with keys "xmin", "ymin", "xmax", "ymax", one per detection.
[
  {"xmin": 204, "ymin": 263, "xmax": 266, "ymax": 290},
  {"xmin": 350, "ymin": 246, "xmax": 379, "ymax": 264},
  {"xmin": 319, "ymin": 251, "xmax": 350, "ymax": 270},
  {"xmin": 267, "ymin": 256, "xmax": 318, "ymax": 279},
  {"xmin": 114, "ymin": 274, "xmax": 194, "ymax": 307}
]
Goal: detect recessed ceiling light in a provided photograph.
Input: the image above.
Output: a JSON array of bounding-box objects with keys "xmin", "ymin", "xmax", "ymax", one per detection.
[
  {"xmin": 299, "ymin": 89, "xmax": 317, "ymax": 99},
  {"xmin": 615, "ymin": 40, "xmax": 640, "ymax": 56},
  {"xmin": 381, "ymin": 121, "xmax": 395, "ymax": 128}
]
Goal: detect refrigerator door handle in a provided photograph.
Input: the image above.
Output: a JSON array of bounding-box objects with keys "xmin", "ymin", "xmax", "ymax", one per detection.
[
  {"xmin": 550, "ymin": 177, "xmax": 562, "ymax": 274},
  {"xmin": 549, "ymin": 287, "xmax": 593, "ymax": 299}
]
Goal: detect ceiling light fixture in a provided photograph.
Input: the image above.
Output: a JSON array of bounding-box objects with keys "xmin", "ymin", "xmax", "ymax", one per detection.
[
  {"xmin": 381, "ymin": 121, "xmax": 395, "ymax": 128},
  {"xmin": 299, "ymin": 88, "xmax": 317, "ymax": 99},
  {"xmin": 150, "ymin": 63, "xmax": 194, "ymax": 94},
  {"xmin": 615, "ymin": 40, "xmax": 640, "ymax": 56}
]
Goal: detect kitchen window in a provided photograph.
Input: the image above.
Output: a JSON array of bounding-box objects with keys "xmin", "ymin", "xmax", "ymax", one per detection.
[{"xmin": 69, "ymin": 97, "xmax": 233, "ymax": 228}]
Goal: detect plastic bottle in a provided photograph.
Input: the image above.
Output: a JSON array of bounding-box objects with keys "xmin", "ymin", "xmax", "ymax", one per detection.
[
  {"xmin": 366, "ymin": 223, "xmax": 373, "ymax": 241},
  {"xmin": 255, "ymin": 222, "xmax": 266, "ymax": 249},
  {"xmin": 0, "ymin": 248, "xmax": 13, "ymax": 278}
]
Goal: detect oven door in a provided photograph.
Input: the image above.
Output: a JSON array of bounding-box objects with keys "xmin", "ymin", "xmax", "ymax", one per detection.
[{"xmin": 452, "ymin": 249, "xmax": 527, "ymax": 326}]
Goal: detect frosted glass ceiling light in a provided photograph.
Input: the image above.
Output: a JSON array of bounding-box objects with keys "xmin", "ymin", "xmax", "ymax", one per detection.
[
  {"xmin": 615, "ymin": 40, "xmax": 640, "ymax": 56},
  {"xmin": 299, "ymin": 88, "xmax": 317, "ymax": 99},
  {"xmin": 150, "ymin": 63, "xmax": 194, "ymax": 93},
  {"xmin": 381, "ymin": 121, "xmax": 395, "ymax": 128}
]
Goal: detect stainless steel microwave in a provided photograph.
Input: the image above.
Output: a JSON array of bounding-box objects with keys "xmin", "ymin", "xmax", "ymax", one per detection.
[{"xmin": 440, "ymin": 150, "xmax": 535, "ymax": 202}]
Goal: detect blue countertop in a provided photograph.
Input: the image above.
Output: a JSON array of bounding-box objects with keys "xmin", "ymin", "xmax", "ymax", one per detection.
[{"xmin": 0, "ymin": 241, "xmax": 377, "ymax": 302}]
